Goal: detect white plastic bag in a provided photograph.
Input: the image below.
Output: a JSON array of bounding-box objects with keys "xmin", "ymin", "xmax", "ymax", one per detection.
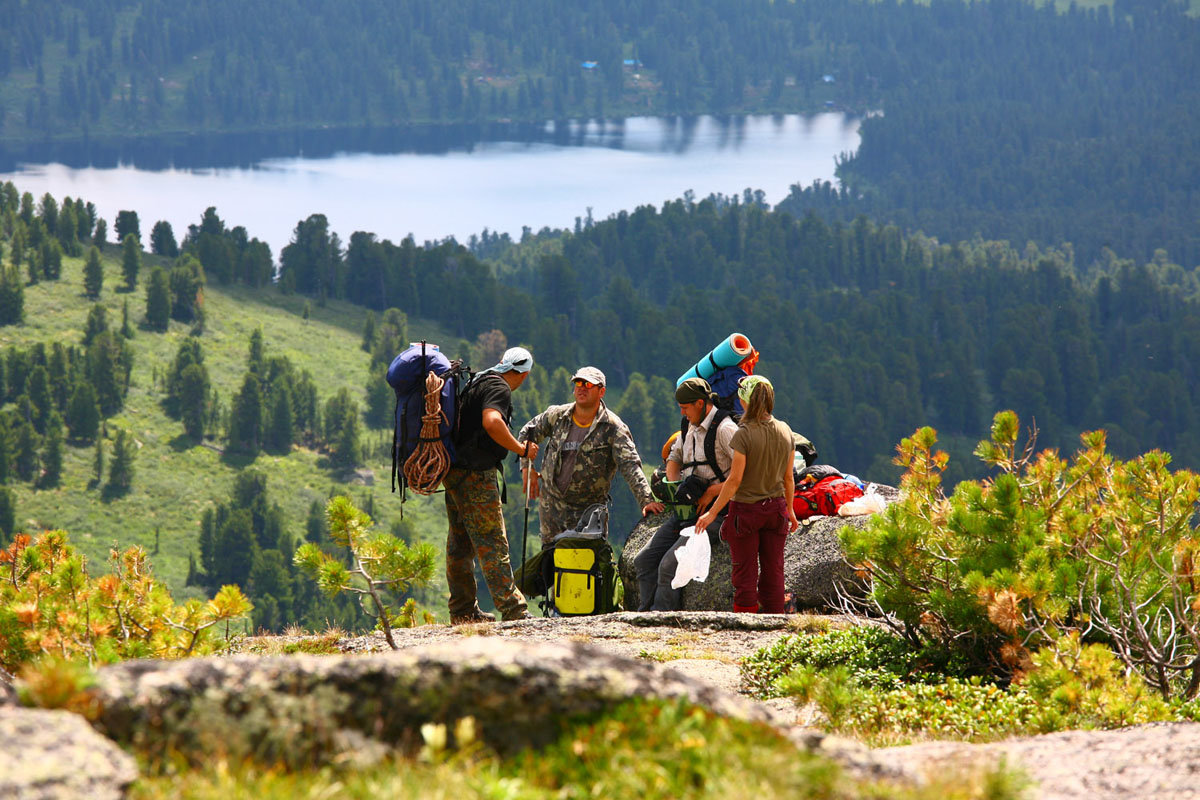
[
  {"xmin": 670, "ymin": 525, "xmax": 711, "ymax": 589},
  {"xmin": 837, "ymin": 487, "xmax": 887, "ymax": 517}
]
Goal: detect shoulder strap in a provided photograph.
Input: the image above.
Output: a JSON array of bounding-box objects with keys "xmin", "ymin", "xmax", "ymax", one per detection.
[{"xmin": 702, "ymin": 409, "xmax": 732, "ymax": 482}]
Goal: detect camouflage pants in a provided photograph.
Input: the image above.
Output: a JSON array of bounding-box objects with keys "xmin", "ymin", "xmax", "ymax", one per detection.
[
  {"xmin": 538, "ymin": 499, "xmax": 598, "ymax": 546},
  {"xmin": 444, "ymin": 467, "xmax": 527, "ymax": 620}
]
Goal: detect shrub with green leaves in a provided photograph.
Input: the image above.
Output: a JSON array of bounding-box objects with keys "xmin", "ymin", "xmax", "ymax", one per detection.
[
  {"xmin": 294, "ymin": 496, "xmax": 437, "ymax": 648},
  {"xmin": 748, "ymin": 623, "xmax": 1175, "ymax": 743},
  {"xmin": 741, "ymin": 626, "xmax": 961, "ymax": 698},
  {"xmin": 0, "ymin": 531, "xmax": 252, "ymax": 671},
  {"xmin": 840, "ymin": 411, "xmax": 1200, "ymax": 699}
]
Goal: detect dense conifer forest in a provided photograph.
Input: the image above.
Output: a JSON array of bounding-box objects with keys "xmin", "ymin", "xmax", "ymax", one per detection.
[{"xmin": 1, "ymin": 0, "xmax": 1197, "ymax": 266}]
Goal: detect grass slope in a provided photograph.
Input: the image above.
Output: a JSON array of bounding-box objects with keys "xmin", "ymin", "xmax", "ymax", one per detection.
[{"xmin": 0, "ymin": 245, "xmax": 457, "ymax": 603}]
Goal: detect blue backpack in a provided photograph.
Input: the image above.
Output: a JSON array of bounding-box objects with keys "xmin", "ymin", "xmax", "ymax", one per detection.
[
  {"xmin": 708, "ymin": 364, "xmax": 749, "ymax": 414},
  {"xmin": 386, "ymin": 342, "xmax": 471, "ymax": 496}
]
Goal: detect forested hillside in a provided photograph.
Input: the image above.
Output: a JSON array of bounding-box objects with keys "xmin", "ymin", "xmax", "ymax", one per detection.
[
  {"xmin": 1, "ymin": 0, "xmax": 1196, "ymax": 267},
  {"xmin": 310, "ymin": 196, "xmax": 1200, "ymax": 496}
]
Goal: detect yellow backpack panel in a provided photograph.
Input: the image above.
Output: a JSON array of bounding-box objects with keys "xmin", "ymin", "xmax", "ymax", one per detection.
[{"xmin": 553, "ymin": 546, "xmax": 598, "ymax": 615}]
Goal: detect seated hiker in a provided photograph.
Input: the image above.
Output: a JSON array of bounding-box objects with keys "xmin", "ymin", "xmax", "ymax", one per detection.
[
  {"xmin": 633, "ymin": 377, "xmax": 737, "ymax": 611},
  {"xmin": 517, "ymin": 366, "xmax": 663, "ymax": 545}
]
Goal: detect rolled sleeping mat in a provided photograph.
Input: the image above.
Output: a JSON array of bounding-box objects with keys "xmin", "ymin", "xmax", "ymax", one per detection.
[{"xmin": 677, "ymin": 333, "xmax": 754, "ymax": 386}]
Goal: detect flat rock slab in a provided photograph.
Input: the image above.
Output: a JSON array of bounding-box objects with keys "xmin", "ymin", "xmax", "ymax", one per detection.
[
  {"xmin": 872, "ymin": 721, "xmax": 1200, "ymax": 800},
  {"xmin": 91, "ymin": 637, "xmax": 781, "ymax": 768},
  {"xmin": 0, "ymin": 707, "xmax": 139, "ymax": 800}
]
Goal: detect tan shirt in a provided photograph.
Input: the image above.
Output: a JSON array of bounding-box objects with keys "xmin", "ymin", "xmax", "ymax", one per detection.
[
  {"xmin": 730, "ymin": 418, "xmax": 794, "ymax": 503},
  {"xmin": 668, "ymin": 406, "xmax": 737, "ymax": 481}
]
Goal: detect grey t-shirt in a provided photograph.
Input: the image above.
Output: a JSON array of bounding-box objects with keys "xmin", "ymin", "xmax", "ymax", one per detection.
[{"xmin": 554, "ymin": 420, "xmax": 592, "ymax": 493}]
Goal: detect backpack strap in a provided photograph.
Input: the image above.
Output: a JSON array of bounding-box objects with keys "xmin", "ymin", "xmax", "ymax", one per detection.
[
  {"xmin": 703, "ymin": 409, "xmax": 732, "ymax": 482},
  {"xmin": 391, "ymin": 389, "xmax": 400, "ymax": 493},
  {"xmin": 678, "ymin": 409, "xmax": 731, "ymax": 482}
]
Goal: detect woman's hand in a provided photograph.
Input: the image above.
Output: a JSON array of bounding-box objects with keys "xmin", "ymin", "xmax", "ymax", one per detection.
[
  {"xmin": 786, "ymin": 507, "xmax": 800, "ymax": 533},
  {"xmin": 695, "ymin": 508, "xmax": 716, "ymax": 534}
]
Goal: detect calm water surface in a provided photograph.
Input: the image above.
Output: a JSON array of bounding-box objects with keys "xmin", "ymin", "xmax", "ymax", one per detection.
[{"xmin": 1, "ymin": 114, "xmax": 859, "ymax": 256}]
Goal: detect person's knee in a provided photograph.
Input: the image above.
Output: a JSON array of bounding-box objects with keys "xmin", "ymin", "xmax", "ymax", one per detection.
[
  {"xmin": 633, "ymin": 547, "xmax": 655, "ymax": 575},
  {"xmin": 657, "ymin": 551, "xmax": 678, "ymax": 582}
]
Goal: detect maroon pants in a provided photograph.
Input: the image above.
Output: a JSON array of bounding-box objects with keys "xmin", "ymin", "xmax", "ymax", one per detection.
[{"xmin": 720, "ymin": 497, "xmax": 788, "ymax": 613}]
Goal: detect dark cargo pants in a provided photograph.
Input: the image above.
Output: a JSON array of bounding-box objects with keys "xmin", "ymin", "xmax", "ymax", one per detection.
[
  {"xmin": 633, "ymin": 511, "xmax": 724, "ymax": 611},
  {"xmin": 444, "ymin": 466, "xmax": 528, "ymax": 620}
]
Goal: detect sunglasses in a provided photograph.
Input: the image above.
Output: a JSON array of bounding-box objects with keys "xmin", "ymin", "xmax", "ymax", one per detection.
[{"xmin": 573, "ymin": 379, "xmax": 598, "ymax": 388}]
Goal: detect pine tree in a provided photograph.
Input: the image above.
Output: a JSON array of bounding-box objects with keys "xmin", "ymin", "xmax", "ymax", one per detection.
[
  {"xmin": 247, "ymin": 328, "xmax": 265, "ymax": 375},
  {"xmin": 333, "ymin": 403, "xmax": 362, "ymax": 467},
  {"xmin": 179, "ymin": 363, "xmax": 209, "ymax": 439},
  {"xmin": 0, "ymin": 424, "xmax": 13, "ymax": 484},
  {"xmin": 0, "ymin": 265, "xmax": 24, "ymax": 326},
  {"xmin": 83, "ymin": 245, "xmax": 103, "ymax": 299},
  {"xmin": 121, "ymin": 233, "xmax": 141, "ymax": 290},
  {"xmin": 267, "ymin": 381, "xmax": 294, "ymax": 451},
  {"xmin": 0, "ymin": 487, "xmax": 14, "ymax": 544},
  {"xmin": 121, "ymin": 298, "xmax": 134, "ymax": 339},
  {"xmin": 361, "ymin": 311, "xmax": 377, "ymax": 352},
  {"xmin": 106, "ymin": 428, "xmax": 135, "ymax": 494},
  {"xmin": 150, "ymin": 220, "xmax": 178, "ymax": 257},
  {"xmin": 66, "ymin": 382, "xmax": 101, "ymax": 442},
  {"xmin": 83, "ymin": 303, "xmax": 108, "ymax": 346},
  {"xmin": 93, "ymin": 218, "xmax": 107, "ymax": 248},
  {"xmin": 185, "ymin": 552, "xmax": 201, "ymax": 586},
  {"xmin": 92, "ymin": 435, "xmax": 104, "ymax": 486},
  {"xmin": 14, "ymin": 421, "xmax": 39, "ymax": 482},
  {"xmin": 145, "ymin": 266, "xmax": 170, "ymax": 331},
  {"xmin": 39, "ymin": 413, "xmax": 63, "ymax": 487},
  {"xmin": 229, "ymin": 373, "xmax": 263, "ymax": 453},
  {"xmin": 26, "ymin": 365, "xmax": 50, "ymax": 433}
]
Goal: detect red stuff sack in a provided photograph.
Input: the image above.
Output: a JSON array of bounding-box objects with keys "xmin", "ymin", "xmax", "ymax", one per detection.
[{"xmin": 793, "ymin": 476, "xmax": 865, "ymax": 520}]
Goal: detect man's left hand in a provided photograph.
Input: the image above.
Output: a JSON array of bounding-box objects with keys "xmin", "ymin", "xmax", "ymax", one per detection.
[
  {"xmin": 642, "ymin": 502, "xmax": 665, "ymax": 516},
  {"xmin": 696, "ymin": 483, "xmax": 722, "ymax": 514}
]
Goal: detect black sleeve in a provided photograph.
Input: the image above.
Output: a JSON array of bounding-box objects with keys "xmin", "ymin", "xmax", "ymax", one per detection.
[{"xmin": 476, "ymin": 376, "xmax": 512, "ymax": 416}]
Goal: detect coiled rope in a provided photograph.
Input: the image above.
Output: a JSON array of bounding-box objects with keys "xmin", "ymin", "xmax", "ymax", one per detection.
[{"xmin": 402, "ymin": 371, "xmax": 451, "ymax": 494}]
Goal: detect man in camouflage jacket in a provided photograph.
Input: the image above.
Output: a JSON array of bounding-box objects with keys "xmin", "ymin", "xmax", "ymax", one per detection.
[{"xmin": 518, "ymin": 366, "xmax": 664, "ymax": 545}]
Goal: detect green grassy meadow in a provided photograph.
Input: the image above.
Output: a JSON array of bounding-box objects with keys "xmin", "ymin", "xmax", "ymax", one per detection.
[{"xmin": 1, "ymin": 244, "xmax": 457, "ymax": 602}]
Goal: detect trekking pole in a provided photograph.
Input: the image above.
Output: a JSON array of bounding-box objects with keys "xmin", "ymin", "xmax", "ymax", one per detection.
[{"xmin": 521, "ymin": 455, "xmax": 531, "ymax": 586}]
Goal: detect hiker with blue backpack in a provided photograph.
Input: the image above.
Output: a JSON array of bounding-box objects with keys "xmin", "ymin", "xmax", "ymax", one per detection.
[
  {"xmin": 517, "ymin": 366, "xmax": 664, "ymax": 545},
  {"xmin": 695, "ymin": 375, "xmax": 800, "ymax": 614},
  {"xmin": 633, "ymin": 376, "xmax": 738, "ymax": 611},
  {"xmin": 443, "ymin": 347, "xmax": 539, "ymax": 624}
]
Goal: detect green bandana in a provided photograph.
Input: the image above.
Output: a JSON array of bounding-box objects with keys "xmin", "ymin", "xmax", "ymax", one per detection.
[
  {"xmin": 737, "ymin": 375, "xmax": 772, "ymax": 406},
  {"xmin": 675, "ymin": 377, "xmax": 714, "ymax": 405}
]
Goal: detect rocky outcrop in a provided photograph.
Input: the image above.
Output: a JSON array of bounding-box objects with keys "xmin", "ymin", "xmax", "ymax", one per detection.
[
  {"xmin": 619, "ymin": 484, "xmax": 898, "ymax": 612},
  {"xmin": 0, "ymin": 707, "xmax": 139, "ymax": 800},
  {"xmin": 90, "ymin": 637, "xmax": 780, "ymax": 769},
  {"xmin": 872, "ymin": 721, "xmax": 1200, "ymax": 800}
]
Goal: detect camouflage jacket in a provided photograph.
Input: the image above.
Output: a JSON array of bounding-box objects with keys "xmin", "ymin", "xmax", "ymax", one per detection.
[{"xmin": 517, "ymin": 402, "xmax": 655, "ymax": 510}]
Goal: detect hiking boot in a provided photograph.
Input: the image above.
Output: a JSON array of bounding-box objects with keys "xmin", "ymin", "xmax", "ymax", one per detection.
[
  {"xmin": 502, "ymin": 610, "xmax": 534, "ymax": 622},
  {"xmin": 450, "ymin": 610, "xmax": 496, "ymax": 625}
]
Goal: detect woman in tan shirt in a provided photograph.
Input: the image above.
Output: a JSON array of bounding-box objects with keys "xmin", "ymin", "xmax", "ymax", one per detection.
[{"xmin": 695, "ymin": 376, "xmax": 799, "ymax": 612}]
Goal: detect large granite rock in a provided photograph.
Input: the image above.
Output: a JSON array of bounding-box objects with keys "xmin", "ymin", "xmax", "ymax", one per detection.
[
  {"xmin": 620, "ymin": 484, "xmax": 898, "ymax": 612},
  {"xmin": 0, "ymin": 707, "xmax": 139, "ymax": 800},
  {"xmin": 90, "ymin": 637, "xmax": 778, "ymax": 769}
]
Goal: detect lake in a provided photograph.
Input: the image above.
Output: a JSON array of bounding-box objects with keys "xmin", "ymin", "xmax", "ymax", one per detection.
[{"xmin": 0, "ymin": 114, "xmax": 860, "ymax": 257}]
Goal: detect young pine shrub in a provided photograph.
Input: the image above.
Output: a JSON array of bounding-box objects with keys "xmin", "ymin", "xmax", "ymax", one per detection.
[
  {"xmin": 294, "ymin": 496, "xmax": 437, "ymax": 648},
  {"xmin": 840, "ymin": 410, "xmax": 1200, "ymax": 700},
  {"xmin": 0, "ymin": 531, "xmax": 252, "ymax": 672}
]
